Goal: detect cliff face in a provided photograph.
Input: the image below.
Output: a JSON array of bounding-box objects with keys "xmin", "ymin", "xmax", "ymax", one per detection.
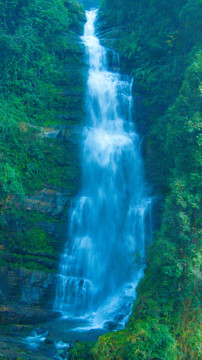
[{"xmin": 0, "ymin": 0, "xmax": 86, "ymax": 322}]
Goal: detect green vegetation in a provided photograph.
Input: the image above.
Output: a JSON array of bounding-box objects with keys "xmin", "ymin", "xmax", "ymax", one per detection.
[
  {"xmin": 0, "ymin": 0, "xmax": 201, "ymax": 357},
  {"xmin": 0, "ymin": 0, "xmax": 86, "ymax": 272},
  {"xmin": 69, "ymin": 0, "xmax": 201, "ymax": 359},
  {"xmin": 69, "ymin": 342, "xmax": 95, "ymax": 360},
  {"xmin": 0, "ymin": 0, "xmax": 85, "ymax": 199}
]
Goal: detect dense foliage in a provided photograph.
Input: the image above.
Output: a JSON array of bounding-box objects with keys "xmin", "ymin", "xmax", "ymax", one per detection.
[
  {"xmin": 69, "ymin": 0, "xmax": 201, "ymax": 359},
  {"xmin": 0, "ymin": 0, "xmax": 85, "ymax": 199},
  {"xmin": 0, "ymin": 0, "xmax": 85, "ymax": 271}
]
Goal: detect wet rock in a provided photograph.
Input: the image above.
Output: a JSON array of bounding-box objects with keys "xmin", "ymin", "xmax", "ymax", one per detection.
[
  {"xmin": 0, "ymin": 267, "xmax": 57, "ymax": 307},
  {"xmin": 0, "ymin": 301, "xmax": 60, "ymax": 325},
  {"xmin": 0, "ymin": 287, "xmax": 5, "ymax": 301},
  {"xmin": 87, "ymin": 328, "xmax": 107, "ymax": 341},
  {"xmin": 26, "ymin": 188, "xmax": 69, "ymax": 217},
  {"xmin": 57, "ymin": 125, "xmax": 82, "ymax": 144},
  {"xmin": 7, "ymin": 325, "xmax": 26, "ymax": 334},
  {"xmin": 36, "ymin": 123, "xmax": 82, "ymax": 144},
  {"xmin": 44, "ymin": 337, "xmax": 54, "ymax": 345},
  {"xmin": 103, "ymin": 321, "xmax": 118, "ymax": 331},
  {"xmin": 18, "ymin": 307, "xmax": 59, "ymax": 325},
  {"xmin": 19, "ymin": 269, "xmax": 56, "ymax": 306},
  {"xmin": 39, "ymin": 221, "xmax": 66, "ymax": 240},
  {"xmin": 35, "ymin": 327, "xmax": 48, "ymax": 336},
  {"xmin": 39, "ymin": 127, "xmax": 61, "ymax": 139},
  {"xmin": 0, "ymin": 304, "xmax": 19, "ymax": 325},
  {"xmin": 114, "ymin": 314, "xmax": 125, "ymax": 322}
]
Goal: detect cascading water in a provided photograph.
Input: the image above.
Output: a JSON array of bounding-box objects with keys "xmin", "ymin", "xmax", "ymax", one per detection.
[{"xmin": 55, "ymin": 9, "xmax": 152, "ymax": 329}]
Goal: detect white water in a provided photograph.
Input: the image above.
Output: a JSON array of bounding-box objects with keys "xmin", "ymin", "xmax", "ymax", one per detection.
[
  {"xmin": 25, "ymin": 329, "xmax": 48, "ymax": 349},
  {"xmin": 55, "ymin": 9, "xmax": 152, "ymax": 329}
]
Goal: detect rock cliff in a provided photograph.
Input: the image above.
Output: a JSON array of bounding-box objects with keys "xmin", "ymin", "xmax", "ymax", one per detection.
[{"xmin": 0, "ymin": 0, "xmax": 86, "ymax": 329}]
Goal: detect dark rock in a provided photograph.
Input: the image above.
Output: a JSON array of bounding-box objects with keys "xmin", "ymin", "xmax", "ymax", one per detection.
[
  {"xmin": 35, "ymin": 327, "xmax": 48, "ymax": 336},
  {"xmin": 0, "ymin": 301, "xmax": 60, "ymax": 325},
  {"xmin": 39, "ymin": 221, "xmax": 66, "ymax": 239},
  {"xmin": 57, "ymin": 125, "xmax": 82, "ymax": 144},
  {"xmin": 8, "ymin": 325, "xmax": 26, "ymax": 334},
  {"xmin": 0, "ymin": 305, "xmax": 19, "ymax": 325},
  {"xmin": 114, "ymin": 314, "xmax": 125, "ymax": 322},
  {"xmin": 0, "ymin": 267, "xmax": 57, "ymax": 307},
  {"xmin": 103, "ymin": 321, "xmax": 118, "ymax": 331},
  {"xmin": 39, "ymin": 127, "xmax": 61, "ymax": 139},
  {"xmin": 44, "ymin": 337, "xmax": 54, "ymax": 345},
  {"xmin": 87, "ymin": 328, "xmax": 107, "ymax": 341},
  {"xmin": 18, "ymin": 307, "xmax": 60, "ymax": 325},
  {"xmin": 26, "ymin": 188, "xmax": 69, "ymax": 217}
]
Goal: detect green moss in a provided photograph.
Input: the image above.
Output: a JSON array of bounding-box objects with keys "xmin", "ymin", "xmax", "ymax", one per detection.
[
  {"xmin": 43, "ymin": 136, "xmax": 81, "ymax": 194},
  {"xmin": 93, "ymin": 321, "xmax": 178, "ymax": 360},
  {"xmin": 0, "ymin": 206, "xmax": 65, "ymax": 272},
  {"xmin": 69, "ymin": 342, "xmax": 95, "ymax": 360}
]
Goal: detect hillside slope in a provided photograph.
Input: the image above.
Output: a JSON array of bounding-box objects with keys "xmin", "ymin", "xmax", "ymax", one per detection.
[{"xmin": 0, "ymin": 0, "xmax": 86, "ymax": 325}]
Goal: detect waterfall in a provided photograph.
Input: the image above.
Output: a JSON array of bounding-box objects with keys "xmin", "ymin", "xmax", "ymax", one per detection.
[{"xmin": 54, "ymin": 9, "xmax": 152, "ymax": 329}]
